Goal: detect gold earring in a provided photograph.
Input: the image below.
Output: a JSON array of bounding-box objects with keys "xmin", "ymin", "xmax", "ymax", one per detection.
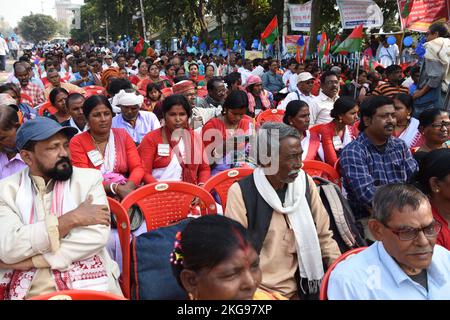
[
  {"xmin": 188, "ymin": 292, "xmax": 194, "ymax": 300},
  {"xmin": 435, "ymin": 189, "xmax": 440, "ymax": 193}
]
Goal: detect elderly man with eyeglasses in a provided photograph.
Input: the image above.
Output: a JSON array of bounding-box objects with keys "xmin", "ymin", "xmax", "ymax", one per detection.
[{"xmin": 328, "ymin": 183, "xmax": 450, "ymax": 300}]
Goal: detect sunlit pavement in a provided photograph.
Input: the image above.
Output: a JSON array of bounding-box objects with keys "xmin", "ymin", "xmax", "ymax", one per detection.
[{"xmin": 0, "ymin": 58, "xmax": 14, "ymax": 83}]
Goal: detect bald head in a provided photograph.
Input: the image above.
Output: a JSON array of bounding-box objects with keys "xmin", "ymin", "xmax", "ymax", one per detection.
[{"xmin": 14, "ymin": 62, "xmax": 30, "ymax": 87}]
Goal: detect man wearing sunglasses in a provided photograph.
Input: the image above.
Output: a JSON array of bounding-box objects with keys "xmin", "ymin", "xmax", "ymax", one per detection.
[{"xmin": 328, "ymin": 183, "xmax": 450, "ymax": 300}]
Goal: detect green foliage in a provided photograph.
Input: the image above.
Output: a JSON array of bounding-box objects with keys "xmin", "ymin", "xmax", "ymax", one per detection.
[
  {"xmin": 18, "ymin": 14, "xmax": 58, "ymax": 43},
  {"xmin": 73, "ymin": 0, "xmax": 401, "ymax": 48}
]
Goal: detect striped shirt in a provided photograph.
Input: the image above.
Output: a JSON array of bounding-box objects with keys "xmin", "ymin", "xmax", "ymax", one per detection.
[
  {"xmin": 372, "ymin": 82, "xmax": 409, "ymax": 98},
  {"xmin": 340, "ymin": 132, "xmax": 418, "ymax": 219}
]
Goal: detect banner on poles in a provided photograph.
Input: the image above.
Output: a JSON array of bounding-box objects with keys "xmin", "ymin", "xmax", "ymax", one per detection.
[
  {"xmin": 336, "ymin": 0, "xmax": 383, "ymax": 29},
  {"xmin": 288, "ymin": 2, "xmax": 312, "ymax": 31},
  {"xmin": 245, "ymin": 50, "xmax": 264, "ymax": 60},
  {"xmin": 397, "ymin": 0, "xmax": 449, "ymax": 32}
]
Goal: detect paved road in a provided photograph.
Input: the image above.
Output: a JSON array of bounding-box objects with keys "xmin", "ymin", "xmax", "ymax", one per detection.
[{"xmin": 0, "ymin": 58, "xmax": 14, "ymax": 83}]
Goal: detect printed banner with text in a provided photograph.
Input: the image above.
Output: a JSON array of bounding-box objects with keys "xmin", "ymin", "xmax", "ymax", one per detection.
[
  {"xmin": 397, "ymin": 0, "xmax": 449, "ymax": 32},
  {"xmin": 337, "ymin": 0, "xmax": 383, "ymax": 29},
  {"xmin": 288, "ymin": 2, "xmax": 312, "ymax": 31}
]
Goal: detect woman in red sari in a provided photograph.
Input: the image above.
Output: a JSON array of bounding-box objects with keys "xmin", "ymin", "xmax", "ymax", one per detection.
[
  {"xmin": 312, "ymin": 96, "xmax": 359, "ymax": 166},
  {"xmin": 69, "ymin": 94, "xmax": 144, "ymax": 200},
  {"xmin": 283, "ymin": 100, "xmax": 324, "ymax": 161},
  {"xmin": 129, "ymin": 61, "xmax": 150, "ymax": 86},
  {"xmin": 137, "ymin": 63, "xmax": 171, "ymax": 91},
  {"xmin": 138, "ymin": 94, "xmax": 210, "ymax": 185},
  {"xmin": 69, "ymin": 95, "xmax": 146, "ymax": 270},
  {"xmin": 188, "ymin": 63, "xmax": 206, "ymax": 87},
  {"xmin": 202, "ymin": 90, "xmax": 254, "ymax": 176}
]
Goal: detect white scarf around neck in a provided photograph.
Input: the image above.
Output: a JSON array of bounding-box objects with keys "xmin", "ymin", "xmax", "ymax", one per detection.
[
  {"xmin": 253, "ymin": 167, "xmax": 324, "ymax": 293},
  {"xmin": 16, "ymin": 167, "xmax": 76, "ymax": 225},
  {"xmin": 100, "ymin": 130, "xmax": 116, "ymax": 174}
]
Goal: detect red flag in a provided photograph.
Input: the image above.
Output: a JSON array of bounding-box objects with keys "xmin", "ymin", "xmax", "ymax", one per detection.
[
  {"xmin": 134, "ymin": 37, "xmax": 144, "ymax": 54},
  {"xmin": 261, "ymin": 16, "xmax": 279, "ymax": 45}
]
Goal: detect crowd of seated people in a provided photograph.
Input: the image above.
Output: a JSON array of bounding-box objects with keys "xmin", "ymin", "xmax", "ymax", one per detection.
[{"xmin": 0, "ymin": 20, "xmax": 449, "ymax": 300}]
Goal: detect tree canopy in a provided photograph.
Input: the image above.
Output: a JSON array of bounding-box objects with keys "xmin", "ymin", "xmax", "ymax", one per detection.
[
  {"xmin": 71, "ymin": 0, "xmax": 401, "ymax": 49},
  {"xmin": 18, "ymin": 14, "xmax": 58, "ymax": 43}
]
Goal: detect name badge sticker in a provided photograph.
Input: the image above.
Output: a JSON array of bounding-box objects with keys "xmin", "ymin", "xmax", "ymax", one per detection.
[
  {"xmin": 87, "ymin": 150, "xmax": 104, "ymax": 167},
  {"xmin": 332, "ymin": 135, "xmax": 344, "ymax": 151},
  {"xmin": 158, "ymin": 144, "xmax": 170, "ymax": 157}
]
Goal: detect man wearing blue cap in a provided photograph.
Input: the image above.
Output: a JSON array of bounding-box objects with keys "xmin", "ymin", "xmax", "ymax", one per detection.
[{"xmin": 0, "ymin": 117, "xmax": 123, "ymax": 299}]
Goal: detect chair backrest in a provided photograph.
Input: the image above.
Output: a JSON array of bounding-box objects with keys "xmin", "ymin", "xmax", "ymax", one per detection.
[
  {"xmin": 256, "ymin": 109, "xmax": 285, "ymax": 125},
  {"xmin": 302, "ymin": 160, "xmax": 341, "ymax": 187},
  {"xmin": 107, "ymin": 197, "xmax": 131, "ymax": 299},
  {"xmin": 29, "ymin": 289, "xmax": 127, "ymax": 300},
  {"xmin": 37, "ymin": 101, "xmax": 57, "ymax": 116},
  {"xmin": 203, "ymin": 168, "xmax": 254, "ymax": 211},
  {"xmin": 319, "ymin": 247, "xmax": 367, "ymax": 300},
  {"xmin": 121, "ymin": 182, "xmax": 217, "ymax": 232}
]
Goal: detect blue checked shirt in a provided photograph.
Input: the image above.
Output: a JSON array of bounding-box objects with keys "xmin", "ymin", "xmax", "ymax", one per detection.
[{"xmin": 340, "ymin": 132, "xmax": 418, "ymax": 219}]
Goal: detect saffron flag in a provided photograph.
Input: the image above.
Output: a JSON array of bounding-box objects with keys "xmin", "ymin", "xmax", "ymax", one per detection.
[
  {"xmin": 317, "ymin": 32, "xmax": 328, "ymax": 63},
  {"xmin": 296, "ymin": 35, "xmax": 304, "ymax": 63},
  {"xmin": 261, "ymin": 16, "xmax": 279, "ymax": 45},
  {"xmin": 333, "ymin": 24, "xmax": 364, "ymax": 55},
  {"xmin": 302, "ymin": 37, "xmax": 309, "ymax": 62}
]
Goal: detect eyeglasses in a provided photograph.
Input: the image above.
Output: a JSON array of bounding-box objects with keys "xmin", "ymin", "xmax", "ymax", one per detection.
[
  {"xmin": 430, "ymin": 121, "xmax": 450, "ymax": 129},
  {"xmin": 383, "ymin": 221, "xmax": 442, "ymax": 241}
]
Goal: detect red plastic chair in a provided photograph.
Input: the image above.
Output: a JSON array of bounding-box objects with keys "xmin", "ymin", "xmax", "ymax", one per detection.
[
  {"xmin": 319, "ymin": 247, "xmax": 367, "ymax": 300},
  {"xmin": 333, "ymin": 158, "xmax": 341, "ymax": 171},
  {"xmin": 37, "ymin": 101, "xmax": 57, "ymax": 116},
  {"xmin": 256, "ymin": 109, "xmax": 285, "ymax": 126},
  {"xmin": 107, "ymin": 197, "xmax": 131, "ymax": 299},
  {"xmin": 29, "ymin": 289, "xmax": 127, "ymax": 300},
  {"xmin": 302, "ymin": 160, "xmax": 341, "ymax": 187},
  {"xmin": 121, "ymin": 182, "xmax": 217, "ymax": 232},
  {"xmin": 203, "ymin": 168, "xmax": 254, "ymax": 211}
]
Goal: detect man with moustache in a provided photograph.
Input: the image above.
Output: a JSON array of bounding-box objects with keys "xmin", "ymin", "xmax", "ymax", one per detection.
[
  {"xmin": 328, "ymin": 183, "xmax": 450, "ymax": 300},
  {"xmin": 310, "ymin": 71, "xmax": 340, "ymax": 125},
  {"xmin": 225, "ymin": 122, "xmax": 340, "ymax": 300},
  {"xmin": 340, "ymin": 96, "xmax": 418, "ymax": 241},
  {"xmin": 0, "ymin": 117, "xmax": 123, "ymax": 299}
]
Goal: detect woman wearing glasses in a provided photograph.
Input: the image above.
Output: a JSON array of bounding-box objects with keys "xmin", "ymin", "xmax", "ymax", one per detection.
[
  {"xmin": 416, "ymin": 148, "xmax": 450, "ymax": 250},
  {"xmin": 414, "ymin": 108, "xmax": 449, "ymax": 162}
]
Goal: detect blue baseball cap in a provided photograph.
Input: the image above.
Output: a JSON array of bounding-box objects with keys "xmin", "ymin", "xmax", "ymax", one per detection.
[{"xmin": 16, "ymin": 117, "xmax": 78, "ymax": 151}]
